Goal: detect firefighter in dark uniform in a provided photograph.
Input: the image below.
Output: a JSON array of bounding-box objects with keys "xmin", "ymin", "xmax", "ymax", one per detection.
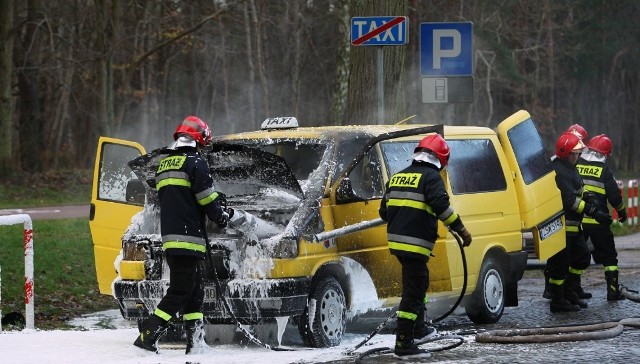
[
  {"xmin": 577, "ymin": 134, "xmax": 626, "ymax": 300},
  {"xmin": 546, "ymin": 132, "xmax": 612, "ymax": 313},
  {"xmin": 134, "ymin": 116, "xmax": 232, "ymax": 354},
  {"xmin": 545, "ymin": 123, "xmax": 594, "ymax": 300},
  {"xmin": 379, "ymin": 134, "xmax": 472, "ymax": 357}
]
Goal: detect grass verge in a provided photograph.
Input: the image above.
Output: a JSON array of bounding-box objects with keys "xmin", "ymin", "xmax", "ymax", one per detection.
[
  {"xmin": 0, "ymin": 170, "xmax": 91, "ymax": 208},
  {"xmin": 0, "ymin": 218, "xmax": 117, "ymax": 330}
]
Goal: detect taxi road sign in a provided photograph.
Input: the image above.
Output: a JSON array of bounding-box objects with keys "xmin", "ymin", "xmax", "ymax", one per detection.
[{"xmin": 351, "ymin": 16, "xmax": 408, "ymax": 46}]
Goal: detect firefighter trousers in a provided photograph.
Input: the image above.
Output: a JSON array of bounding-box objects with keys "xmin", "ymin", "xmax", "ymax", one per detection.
[
  {"xmin": 396, "ymin": 256, "xmax": 429, "ymax": 322},
  {"xmin": 583, "ymin": 223, "xmax": 619, "ymax": 267},
  {"xmin": 156, "ymin": 255, "xmax": 204, "ymax": 320}
]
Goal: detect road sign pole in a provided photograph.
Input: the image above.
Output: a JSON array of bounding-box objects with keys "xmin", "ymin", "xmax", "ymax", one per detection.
[{"xmin": 377, "ymin": 47, "xmax": 384, "ymax": 125}]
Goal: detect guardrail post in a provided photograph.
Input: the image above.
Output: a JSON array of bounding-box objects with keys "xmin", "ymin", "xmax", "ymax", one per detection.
[
  {"xmin": 628, "ymin": 180, "xmax": 638, "ymax": 226},
  {"xmin": 0, "ymin": 214, "xmax": 35, "ymax": 330}
]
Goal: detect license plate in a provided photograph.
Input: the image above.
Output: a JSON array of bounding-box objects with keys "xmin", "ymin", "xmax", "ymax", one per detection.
[{"xmin": 538, "ymin": 217, "xmax": 563, "ymax": 240}]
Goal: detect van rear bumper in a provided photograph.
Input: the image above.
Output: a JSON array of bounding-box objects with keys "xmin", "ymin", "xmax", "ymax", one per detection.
[{"xmin": 506, "ymin": 250, "xmax": 529, "ymax": 306}]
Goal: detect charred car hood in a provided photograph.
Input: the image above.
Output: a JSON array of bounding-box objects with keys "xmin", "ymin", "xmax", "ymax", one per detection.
[{"xmin": 128, "ymin": 142, "xmax": 303, "ymax": 200}]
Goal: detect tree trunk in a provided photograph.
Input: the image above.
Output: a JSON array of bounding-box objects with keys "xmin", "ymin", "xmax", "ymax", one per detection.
[
  {"xmin": 330, "ymin": 0, "xmax": 350, "ymax": 125},
  {"xmin": 15, "ymin": 0, "xmax": 44, "ymax": 172},
  {"xmin": 0, "ymin": 0, "xmax": 15, "ymax": 174},
  {"xmin": 347, "ymin": 0, "xmax": 406, "ymax": 125}
]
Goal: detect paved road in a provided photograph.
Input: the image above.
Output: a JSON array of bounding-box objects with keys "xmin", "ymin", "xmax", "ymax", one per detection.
[
  {"xmin": 327, "ymin": 232, "xmax": 640, "ymax": 363},
  {"xmin": 0, "ymin": 204, "xmax": 89, "ymax": 220}
]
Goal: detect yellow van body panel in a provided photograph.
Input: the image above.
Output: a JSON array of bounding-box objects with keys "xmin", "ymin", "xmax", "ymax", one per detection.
[{"xmin": 90, "ymin": 137, "xmax": 145, "ymax": 295}]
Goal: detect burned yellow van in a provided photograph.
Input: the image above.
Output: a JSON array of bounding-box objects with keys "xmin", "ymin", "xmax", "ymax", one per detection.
[{"xmin": 90, "ymin": 110, "xmax": 565, "ymax": 348}]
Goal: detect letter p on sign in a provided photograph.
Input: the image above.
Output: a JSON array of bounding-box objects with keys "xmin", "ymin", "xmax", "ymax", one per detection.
[
  {"xmin": 420, "ymin": 22, "xmax": 473, "ymax": 76},
  {"xmin": 433, "ymin": 29, "xmax": 461, "ymax": 69}
]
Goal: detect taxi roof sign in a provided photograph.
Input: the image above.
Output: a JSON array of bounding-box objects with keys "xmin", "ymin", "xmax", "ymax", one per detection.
[{"xmin": 261, "ymin": 117, "xmax": 299, "ymax": 130}]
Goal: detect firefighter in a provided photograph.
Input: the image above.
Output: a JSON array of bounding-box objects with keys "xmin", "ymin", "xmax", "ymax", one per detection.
[
  {"xmin": 546, "ymin": 132, "xmax": 612, "ymax": 313},
  {"xmin": 544, "ymin": 123, "xmax": 593, "ymax": 300},
  {"xmin": 567, "ymin": 123, "xmax": 589, "ymax": 142},
  {"xmin": 134, "ymin": 116, "xmax": 232, "ymax": 354},
  {"xmin": 577, "ymin": 134, "xmax": 627, "ymax": 300},
  {"xmin": 379, "ymin": 134, "xmax": 472, "ymax": 356}
]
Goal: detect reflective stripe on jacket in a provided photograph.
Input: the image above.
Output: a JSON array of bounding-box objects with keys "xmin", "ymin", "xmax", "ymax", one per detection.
[
  {"xmin": 155, "ymin": 147, "xmax": 224, "ymax": 258},
  {"xmin": 552, "ymin": 158, "xmax": 586, "ymax": 236},
  {"xmin": 576, "ymin": 158, "xmax": 625, "ymax": 225},
  {"xmin": 379, "ymin": 161, "xmax": 462, "ymax": 261}
]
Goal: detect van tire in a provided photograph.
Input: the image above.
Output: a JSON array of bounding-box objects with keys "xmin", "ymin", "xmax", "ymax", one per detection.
[
  {"xmin": 296, "ymin": 275, "xmax": 346, "ymax": 348},
  {"xmin": 465, "ymin": 257, "xmax": 505, "ymax": 324}
]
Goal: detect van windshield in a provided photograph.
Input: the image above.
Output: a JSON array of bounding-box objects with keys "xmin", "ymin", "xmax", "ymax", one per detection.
[{"xmin": 224, "ymin": 139, "xmax": 331, "ymax": 195}]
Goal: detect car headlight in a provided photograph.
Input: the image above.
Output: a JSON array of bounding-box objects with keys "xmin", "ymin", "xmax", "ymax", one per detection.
[
  {"xmin": 270, "ymin": 236, "xmax": 298, "ymax": 258},
  {"xmin": 122, "ymin": 241, "xmax": 147, "ymax": 261}
]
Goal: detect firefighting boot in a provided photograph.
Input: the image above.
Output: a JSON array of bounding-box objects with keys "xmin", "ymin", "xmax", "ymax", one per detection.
[
  {"xmin": 413, "ymin": 305, "xmax": 436, "ymax": 343},
  {"xmin": 133, "ymin": 315, "xmax": 168, "ymax": 352},
  {"xmin": 564, "ymin": 273, "xmax": 588, "ymax": 308},
  {"xmin": 605, "ymin": 270, "xmax": 625, "ymax": 301},
  {"xmin": 185, "ymin": 318, "xmax": 209, "ymax": 354},
  {"xmin": 542, "ymin": 268, "xmax": 552, "ymax": 299},
  {"xmin": 572, "ymin": 273, "xmax": 592, "ymax": 299},
  {"xmin": 549, "ymin": 283, "xmax": 581, "ymax": 313},
  {"xmin": 394, "ymin": 318, "xmax": 428, "ymax": 357}
]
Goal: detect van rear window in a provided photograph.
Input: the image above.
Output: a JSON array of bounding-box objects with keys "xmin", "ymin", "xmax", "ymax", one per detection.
[{"xmin": 507, "ymin": 118, "xmax": 553, "ymax": 184}]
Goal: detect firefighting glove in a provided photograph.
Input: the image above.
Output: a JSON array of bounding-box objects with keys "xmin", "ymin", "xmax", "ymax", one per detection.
[
  {"xmin": 217, "ymin": 193, "xmax": 228, "ymax": 208},
  {"xmin": 593, "ymin": 210, "xmax": 613, "ymax": 226},
  {"xmin": 216, "ymin": 210, "xmax": 230, "ymax": 228},
  {"xmin": 458, "ymin": 228, "xmax": 472, "ymax": 247},
  {"xmin": 582, "ymin": 191, "xmax": 599, "ymax": 207},
  {"xmin": 584, "ymin": 203, "xmax": 598, "ymax": 217},
  {"xmin": 617, "ymin": 208, "xmax": 628, "ymax": 223}
]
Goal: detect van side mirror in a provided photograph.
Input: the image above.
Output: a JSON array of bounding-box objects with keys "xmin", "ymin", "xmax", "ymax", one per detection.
[{"xmin": 125, "ymin": 179, "xmax": 145, "ymax": 205}]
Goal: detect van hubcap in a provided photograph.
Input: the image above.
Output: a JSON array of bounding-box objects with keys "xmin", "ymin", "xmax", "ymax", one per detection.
[{"xmin": 484, "ymin": 268, "xmax": 504, "ymax": 313}]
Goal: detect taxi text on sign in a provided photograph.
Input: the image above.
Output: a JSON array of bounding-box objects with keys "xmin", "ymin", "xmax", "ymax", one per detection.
[
  {"xmin": 351, "ymin": 16, "xmax": 409, "ymax": 46},
  {"xmin": 420, "ymin": 22, "xmax": 473, "ymax": 76}
]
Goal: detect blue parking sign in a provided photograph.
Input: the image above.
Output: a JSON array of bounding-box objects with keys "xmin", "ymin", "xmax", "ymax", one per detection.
[{"xmin": 420, "ymin": 22, "xmax": 473, "ymax": 76}]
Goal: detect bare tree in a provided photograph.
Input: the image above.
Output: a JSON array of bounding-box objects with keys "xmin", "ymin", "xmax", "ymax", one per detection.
[{"xmin": 0, "ymin": 0, "xmax": 14, "ymax": 174}]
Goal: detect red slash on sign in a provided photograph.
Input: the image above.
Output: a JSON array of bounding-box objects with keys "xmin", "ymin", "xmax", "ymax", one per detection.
[{"xmin": 352, "ymin": 16, "xmax": 406, "ymax": 45}]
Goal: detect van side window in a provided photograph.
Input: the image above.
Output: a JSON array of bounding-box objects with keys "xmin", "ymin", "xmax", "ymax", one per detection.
[
  {"xmin": 380, "ymin": 141, "xmax": 413, "ymax": 177},
  {"xmin": 347, "ymin": 149, "xmax": 384, "ymax": 199},
  {"xmin": 507, "ymin": 118, "xmax": 553, "ymax": 184},
  {"xmin": 98, "ymin": 143, "xmax": 141, "ymax": 203},
  {"xmin": 447, "ymin": 139, "xmax": 507, "ymax": 194}
]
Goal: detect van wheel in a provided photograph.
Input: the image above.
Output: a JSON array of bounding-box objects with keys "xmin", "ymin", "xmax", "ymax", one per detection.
[
  {"xmin": 297, "ymin": 276, "xmax": 346, "ymax": 348},
  {"xmin": 465, "ymin": 257, "xmax": 505, "ymax": 324}
]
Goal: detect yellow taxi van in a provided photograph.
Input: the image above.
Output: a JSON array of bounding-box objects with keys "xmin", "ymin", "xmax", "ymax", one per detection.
[{"xmin": 89, "ymin": 110, "xmax": 565, "ymax": 347}]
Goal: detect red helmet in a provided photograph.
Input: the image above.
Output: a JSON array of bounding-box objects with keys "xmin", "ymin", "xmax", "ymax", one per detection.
[
  {"xmin": 587, "ymin": 134, "xmax": 612, "ymax": 156},
  {"xmin": 414, "ymin": 134, "xmax": 450, "ymax": 167},
  {"xmin": 566, "ymin": 124, "xmax": 588, "ymax": 141},
  {"xmin": 173, "ymin": 116, "xmax": 212, "ymax": 146},
  {"xmin": 555, "ymin": 131, "xmax": 585, "ymax": 159}
]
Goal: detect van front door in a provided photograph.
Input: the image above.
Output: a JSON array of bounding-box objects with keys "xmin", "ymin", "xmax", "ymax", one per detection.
[{"xmin": 89, "ymin": 137, "xmax": 145, "ymax": 294}]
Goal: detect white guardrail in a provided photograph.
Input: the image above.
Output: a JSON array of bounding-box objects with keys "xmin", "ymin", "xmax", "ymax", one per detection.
[{"xmin": 0, "ymin": 214, "xmax": 35, "ymax": 331}]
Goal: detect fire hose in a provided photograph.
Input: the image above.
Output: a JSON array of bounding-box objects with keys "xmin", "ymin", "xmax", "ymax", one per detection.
[
  {"xmin": 475, "ymin": 286, "xmax": 640, "ymax": 344},
  {"xmin": 343, "ymin": 225, "xmax": 469, "ymax": 361}
]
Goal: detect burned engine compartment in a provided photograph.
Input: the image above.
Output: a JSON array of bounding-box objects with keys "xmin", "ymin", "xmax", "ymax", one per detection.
[{"xmin": 114, "ymin": 141, "xmax": 328, "ymax": 323}]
